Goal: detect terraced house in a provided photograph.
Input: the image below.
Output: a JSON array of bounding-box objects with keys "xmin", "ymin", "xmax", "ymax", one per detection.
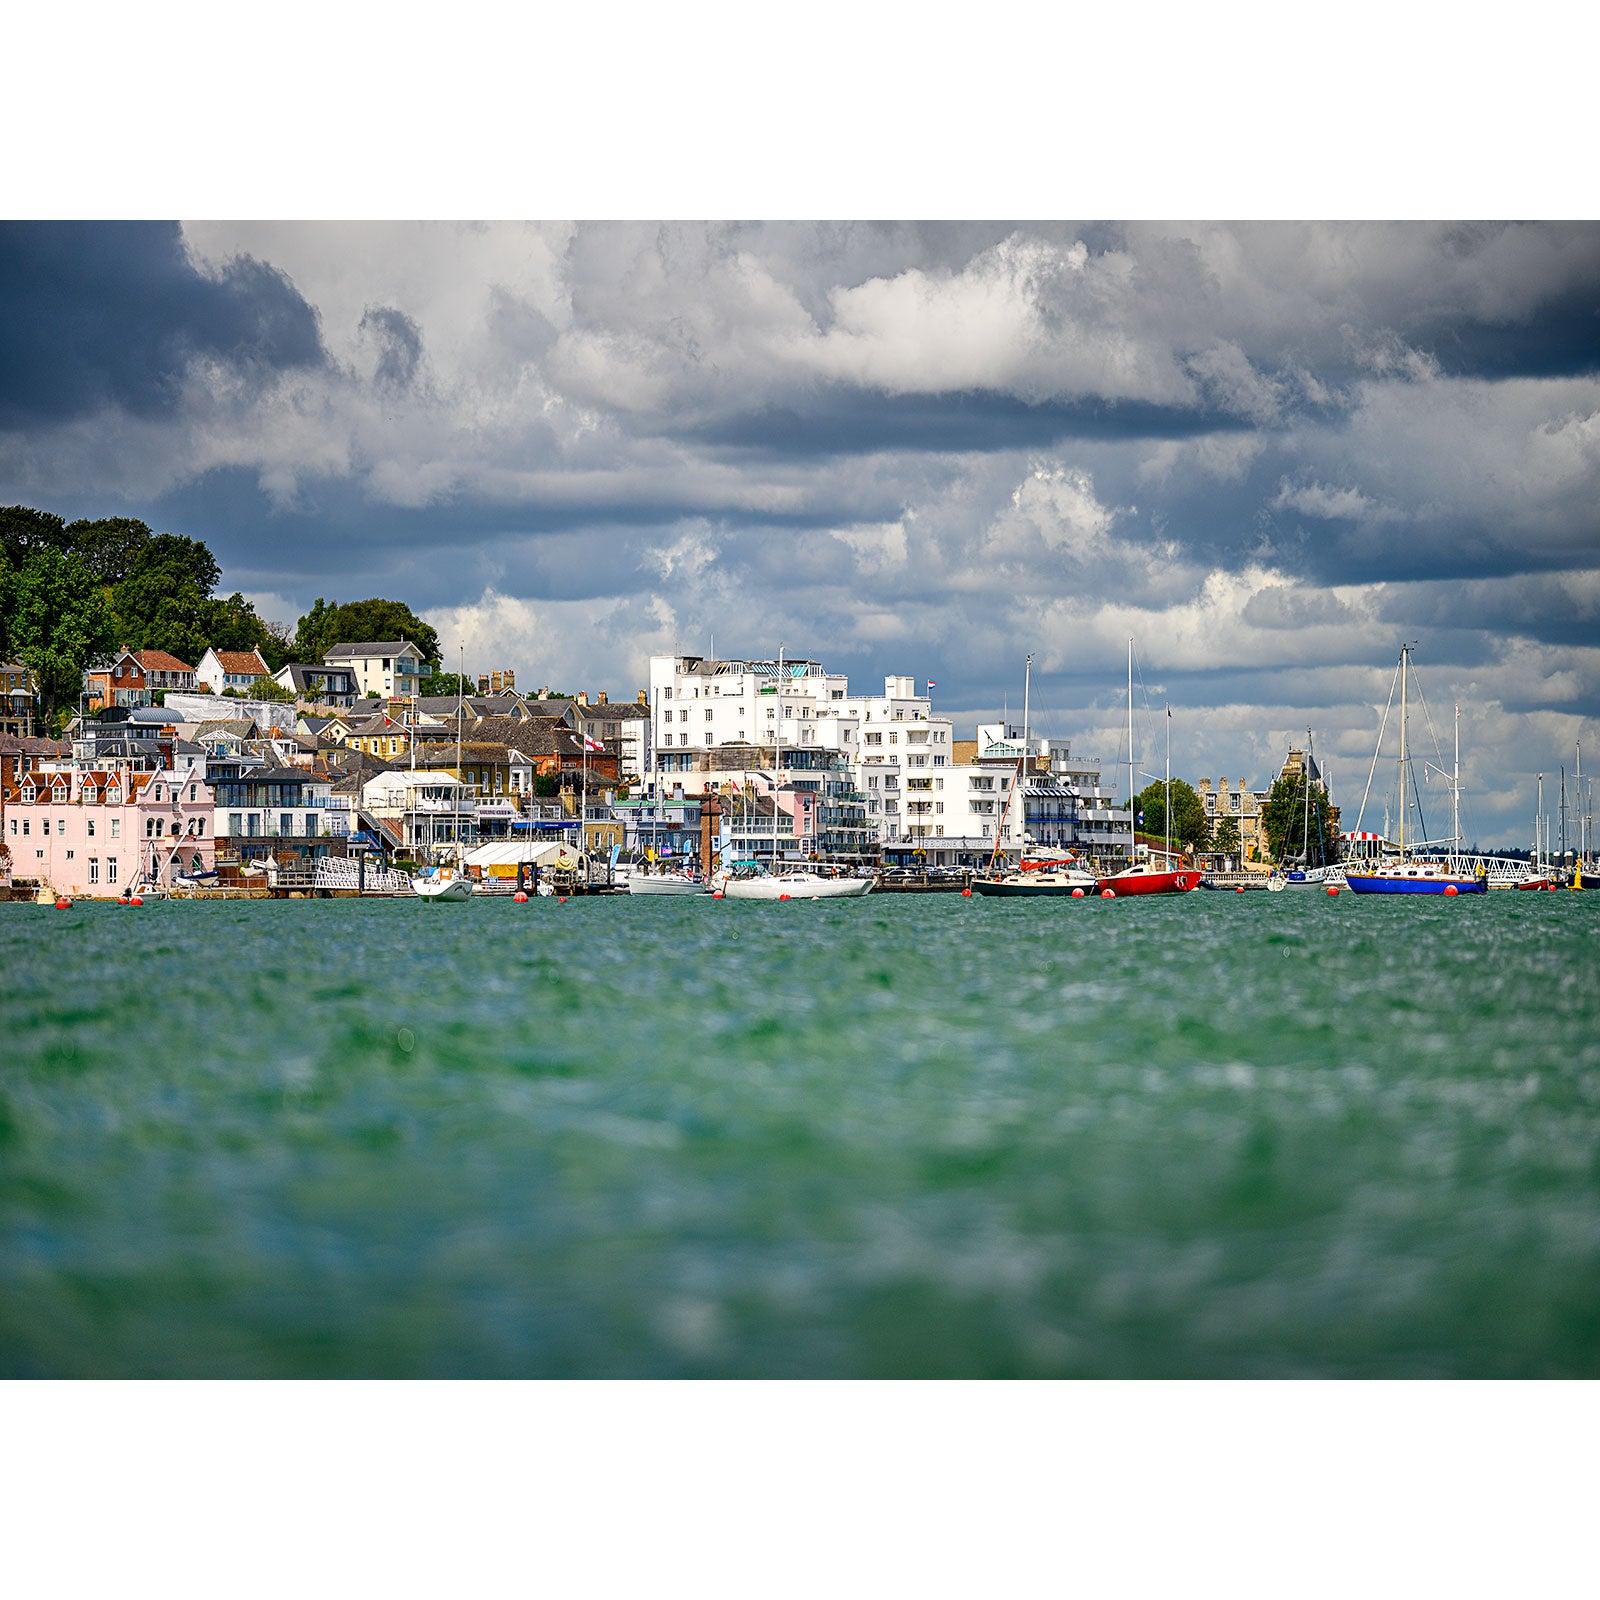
[{"xmin": 1, "ymin": 662, "xmax": 36, "ymax": 737}]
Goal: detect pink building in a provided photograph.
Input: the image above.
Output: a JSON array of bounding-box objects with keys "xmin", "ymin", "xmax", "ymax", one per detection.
[{"xmin": 2, "ymin": 764, "xmax": 216, "ymax": 898}]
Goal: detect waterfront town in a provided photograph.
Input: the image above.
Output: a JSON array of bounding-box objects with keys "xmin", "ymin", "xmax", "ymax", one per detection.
[{"xmin": 1, "ymin": 628, "xmax": 1359, "ymax": 900}]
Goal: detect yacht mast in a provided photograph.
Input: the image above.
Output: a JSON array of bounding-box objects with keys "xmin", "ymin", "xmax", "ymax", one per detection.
[
  {"xmin": 1536, "ymin": 773, "xmax": 1545, "ymax": 869},
  {"xmin": 1453, "ymin": 703, "xmax": 1461, "ymax": 864},
  {"xmin": 1127, "ymin": 637, "xmax": 1135, "ymax": 863},
  {"xmin": 1020, "ymin": 652, "xmax": 1032, "ymax": 853},
  {"xmin": 1302, "ymin": 729, "xmax": 1312, "ymax": 864},
  {"xmin": 1399, "ymin": 645, "xmax": 1408, "ymax": 857},
  {"xmin": 773, "ymin": 644, "xmax": 783, "ymax": 872},
  {"xmin": 1164, "ymin": 703, "xmax": 1171, "ymax": 862}
]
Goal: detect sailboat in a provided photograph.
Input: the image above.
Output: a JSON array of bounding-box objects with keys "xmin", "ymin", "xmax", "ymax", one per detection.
[
  {"xmin": 1279, "ymin": 730, "xmax": 1345, "ymax": 889},
  {"xmin": 1094, "ymin": 639, "xmax": 1199, "ymax": 895},
  {"xmin": 971, "ymin": 654, "xmax": 1097, "ymax": 898},
  {"xmin": 412, "ymin": 651, "xmax": 475, "ymax": 901},
  {"xmin": 714, "ymin": 646, "xmax": 872, "ymax": 900},
  {"xmin": 1344, "ymin": 646, "xmax": 1485, "ymax": 896}
]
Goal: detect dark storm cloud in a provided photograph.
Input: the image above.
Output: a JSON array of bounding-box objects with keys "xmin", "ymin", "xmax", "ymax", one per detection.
[
  {"xmin": 1418, "ymin": 280, "xmax": 1600, "ymax": 380},
  {"xmin": 359, "ymin": 305, "xmax": 423, "ymax": 392},
  {"xmin": 0, "ymin": 221, "xmax": 325, "ymax": 428},
  {"xmin": 686, "ymin": 389, "xmax": 1249, "ymax": 456}
]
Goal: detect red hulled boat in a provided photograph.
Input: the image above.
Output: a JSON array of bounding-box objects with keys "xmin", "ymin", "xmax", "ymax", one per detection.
[{"xmin": 1094, "ymin": 864, "xmax": 1201, "ymax": 895}]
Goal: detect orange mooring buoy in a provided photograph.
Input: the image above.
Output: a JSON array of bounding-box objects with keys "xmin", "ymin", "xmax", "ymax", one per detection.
[
  {"xmin": 1101, "ymin": 888, "xmax": 1115, "ymax": 899},
  {"xmin": 1326, "ymin": 885, "xmax": 1339, "ymax": 896}
]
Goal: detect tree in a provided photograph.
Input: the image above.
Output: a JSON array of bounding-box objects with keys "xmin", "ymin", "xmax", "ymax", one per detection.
[
  {"xmin": 1133, "ymin": 777, "xmax": 1210, "ymax": 854},
  {"xmin": 112, "ymin": 534, "xmax": 225, "ymax": 661},
  {"xmin": 1213, "ymin": 816, "xmax": 1242, "ymax": 860},
  {"xmin": 0, "ymin": 504, "xmax": 71, "ymax": 568},
  {"xmin": 293, "ymin": 597, "xmax": 440, "ymax": 668},
  {"xmin": 247, "ymin": 674, "xmax": 296, "ymax": 703},
  {"xmin": 65, "ymin": 516, "xmax": 154, "ymax": 586},
  {"xmin": 3, "ymin": 547, "xmax": 115, "ymax": 724},
  {"xmin": 1260, "ymin": 773, "xmax": 1341, "ymax": 866},
  {"xmin": 419, "ymin": 672, "xmax": 473, "ymax": 697}
]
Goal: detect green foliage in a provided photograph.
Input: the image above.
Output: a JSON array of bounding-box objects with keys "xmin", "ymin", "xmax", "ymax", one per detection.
[
  {"xmin": 1212, "ymin": 816, "xmax": 1242, "ymax": 858},
  {"xmin": 0, "ymin": 504, "xmax": 72, "ymax": 568},
  {"xmin": 533, "ymin": 773, "xmax": 561, "ymax": 798},
  {"xmin": 1260, "ymin": 773, "xmax": 1341, "ymax": 865},
  {"xmin": 1133, "ymin": 777, "xmax": 1210, "ymax": 853},
  {"xmin": 248, "ymin": 674, "xmax": 297, "ymax": 704},
  {"xmin": 419, "ymin": 672, "xmax": 473, "ymax": 698},
  {"xmin": 65, "ymin": 516, "xmax": 156, "ymax": 586},
  {"xmin": 293, "ymin": 597, "xmax": 441, "ymax": 668},
  {"xmin": 2, "ymin": 546, "xmax": 115, "ymax": 722}
]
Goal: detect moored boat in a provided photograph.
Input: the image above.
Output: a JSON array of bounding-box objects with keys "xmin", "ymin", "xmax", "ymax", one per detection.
[
  {"xmin": 713, "ymin": 861, "xmax": 872, "ymax": 899},
  {"xmin": 1094, "ymin": 863, "xmax": 1201, "ymax": 895},
  {"xmin": 627, "ymin": 869, "xmax": 707, "ymax": 896},
  {"xmin": 971, "ymin": 862, "xmax": 1098, "ymax": 897}
]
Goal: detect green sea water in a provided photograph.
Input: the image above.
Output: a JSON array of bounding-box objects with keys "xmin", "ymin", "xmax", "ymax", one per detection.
[{"xmin": 3, "ymin": 889, "xmax": 1598, "ymax": 1377}]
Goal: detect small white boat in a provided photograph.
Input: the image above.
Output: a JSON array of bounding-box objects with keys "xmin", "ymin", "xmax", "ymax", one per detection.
[
  {"xmin": 627, "ymin": 870, "xmax": 708, "ymax": 896},
  {"xmin": 713, "ymin": 862, "xmax": 872, "ymax": 900},
  {"xmin": 411, "ymin": 866, "xmax": 474, "ymax": 901}
]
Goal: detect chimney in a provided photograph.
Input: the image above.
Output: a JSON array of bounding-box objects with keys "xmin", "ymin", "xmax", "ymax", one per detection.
[
  {"xmin": 477, "ymin": 674, "xmax": 490, "ymax": 694},
  {"xmin": 637, "ymin": 689, "xmax": 648, "ymax": 705},
  {"xmin": 597, "ymin": 690, "xmax": 608, "ymax": 705},
  {"xmin": 577, "ymin": 691, "xmax": 588, "ymax": 706}
]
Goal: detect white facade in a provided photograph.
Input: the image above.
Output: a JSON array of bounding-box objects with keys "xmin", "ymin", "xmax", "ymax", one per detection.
[{"xmin": 323, "ymin": 642, "xmax": 424, "ymax": 700}]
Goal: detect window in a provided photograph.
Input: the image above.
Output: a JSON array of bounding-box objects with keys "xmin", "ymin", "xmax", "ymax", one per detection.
[
  {"xmin": 108, "ymin": 857, "xmax": 117, "ymax": 881},
  {"xmin": 189, "ymin": 785, "xmax": 196, "ymax": 801},
  {"xmin": 662, "ymin": 686, "xmax": 672, "ymax": 699},
  {"xmin": 679, "ymin": 709, "xmax": 688, "ymax": 722},
  {"xmin": 41, "ymin": 818, "xmax": 49, "ymax": 836},
  {"xmin": 66, "ymin": 849, "xmax": 74, "ymax": 859},
  {"xmin": 704, "ymin": 708, "xmax": 713, "ymax": 720},
  {"xmin": 679, "ymin": 733, "xmax": 687, "ymax": 746},
  {"xmin": 89, "ymin": 858, "xmax": 100, "ymax": 884},
  {"xmin": 87, "ymin": 819, "xmax": 95, "ymax": 836},
  {"xmin": 111, "ymin": 817, "xmax": 120, "ymax": 837}
]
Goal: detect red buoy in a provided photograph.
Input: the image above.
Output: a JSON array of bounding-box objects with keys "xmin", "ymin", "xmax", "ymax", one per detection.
[
  {"xmin": 1236, "ymin": 885, "xmax": 1245, "ymax": 894},
  {"xmin": 54, "ymin": 896, "xmax": 72, "ymax": 910},
  {"xmin": 778, "ymin": 893, "xmax": 791, "ymax": 901},
  {"xmin": 1326, "ymin": 885, "xmax": 1339, "ymax": 896},
  {"xmin": 1101, "ymin": 888, "xmax": 1115, "ymax": 898},
  {"xmin": 513, "ymin": 891, "xmax": 528, "ymax": 903},
  {"xmin": 961, "ymin": 887, "xmax": 972, "ymax": 897},
  {"xmin": 1444, "ymin": 884, "xmax": 1458, "ymax": 896},
  {"xmin": 130, "ymin": 895, "xmax": 143, "ymax": 906},
  {"xmin": 1071, "ymin": 887, "xmax": 1084, "ymax": 898},
  {"xmin": 712, "ymin": 891, "xmax": 724, "ymax": 899},
  {"xmin": 558, "ymin": 896, "xmax": 567, "ymax": 903},
  {"xmin": 117, "ymin": 895, "xmax": 130, "ymax": 906}
]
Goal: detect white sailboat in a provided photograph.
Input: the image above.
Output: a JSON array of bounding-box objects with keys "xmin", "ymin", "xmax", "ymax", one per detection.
[
  {"xmin": 714, "ymin": 645, "xmax": 871, "ymax": 900},
  {"xmin": 412, "ymin": 647, "xmax": 475, "ymax": 901}
]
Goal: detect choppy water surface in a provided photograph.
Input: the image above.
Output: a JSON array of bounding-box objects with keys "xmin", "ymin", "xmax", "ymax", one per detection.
[{"xmin": 3, "ymin": 890, "xmax": 1598, "ymax": 1376}]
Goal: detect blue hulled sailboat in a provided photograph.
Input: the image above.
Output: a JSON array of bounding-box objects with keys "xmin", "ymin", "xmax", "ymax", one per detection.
[{"xmin": 1344, "ymin": 646, "xmax": 1486, "ymax": 897}]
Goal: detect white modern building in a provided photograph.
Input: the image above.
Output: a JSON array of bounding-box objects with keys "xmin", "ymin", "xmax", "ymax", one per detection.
[{"xmin": 323, "ymin": 640, "xmax": 426, "ymax": 701}]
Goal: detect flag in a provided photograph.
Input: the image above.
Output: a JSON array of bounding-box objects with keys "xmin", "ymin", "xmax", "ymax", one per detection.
[
  {"xmin": 582, "ymin": 734, "xmax": 604, "ymax": 752},
  {"xmin": 927, "ymin": 680, "xmax": 936, "ymax": 689}
]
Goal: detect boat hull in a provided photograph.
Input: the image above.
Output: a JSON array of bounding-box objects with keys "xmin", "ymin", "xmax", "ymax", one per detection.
[
  {"xmin": 627, "ymin": 875, "xmax": 707, "ymax": 896},
  {"xmin": 720, "ymin": 874, "xmax": 873, "ymax": 900},
  {"xmin": 971, "ymin": 872, "xmax": 1097, "ymax": 897},
  {"xmin": 1344, "ymin": 869, "xmax": 1486, "ymax": 895},
  {"xmin": 412, "ymin": 875, "xmax": 473, "ymax": 901},
  {"xmin": 1094, "ymin": 868, "xmax": 1201, "ymax": 895}
]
